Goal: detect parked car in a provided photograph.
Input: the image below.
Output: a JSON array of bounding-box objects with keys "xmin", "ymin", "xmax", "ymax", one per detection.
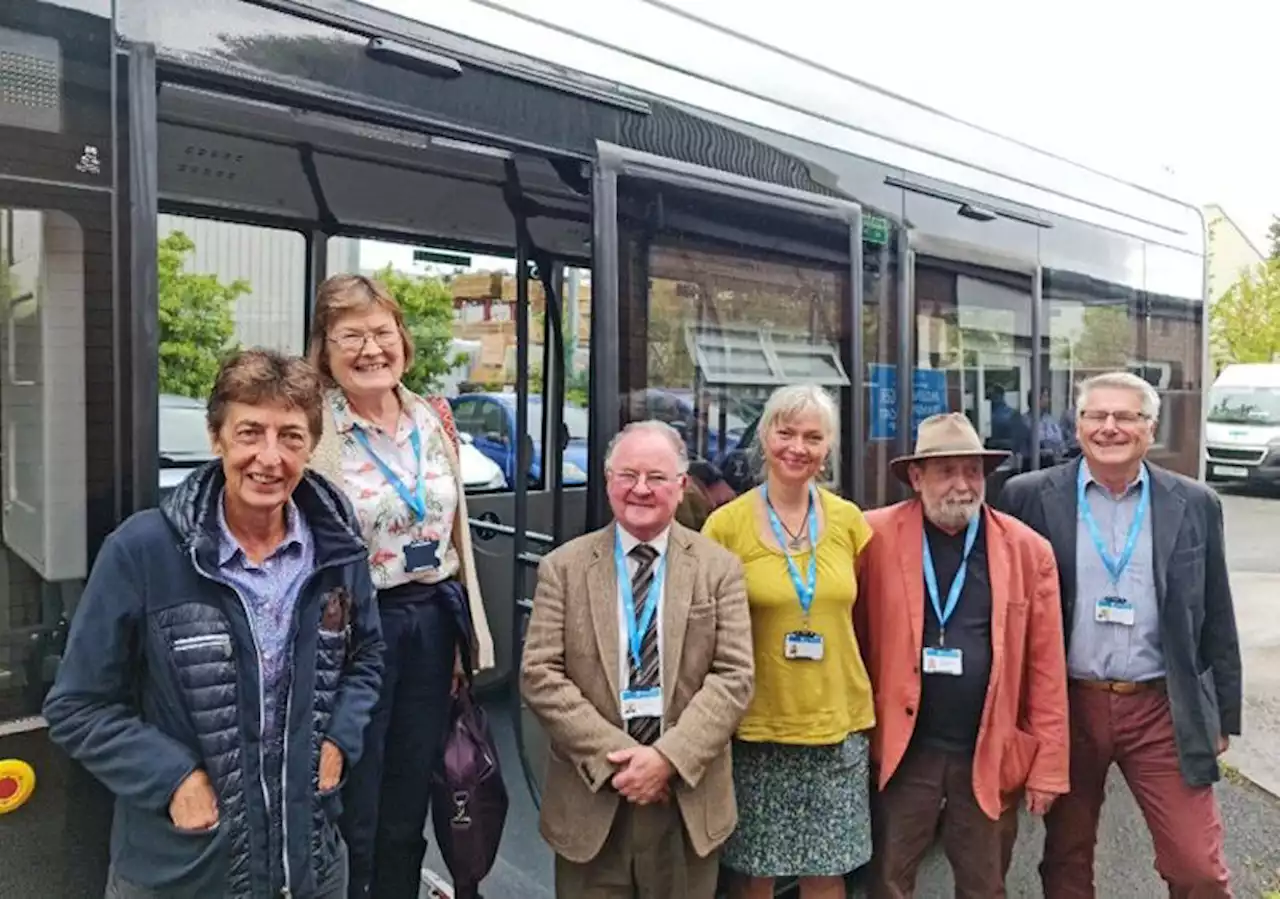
[
  {"xmin": 158, "ymin": 393, "xmax": 507, "ymax": 495},
  {"xmin": 449, "ymin": 392, "xmax": 589, "ymax": 487}
]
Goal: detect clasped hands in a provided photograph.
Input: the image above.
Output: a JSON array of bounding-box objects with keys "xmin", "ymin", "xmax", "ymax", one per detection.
[{"xmin": 606, "ymin": 745, "xmax": 674, "ymax": 805}]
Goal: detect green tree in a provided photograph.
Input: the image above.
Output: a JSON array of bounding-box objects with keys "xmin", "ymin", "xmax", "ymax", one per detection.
[
  {"xmin": 1210, "ymin": 258, "xmax": 1280, "ymax": 367},
  {"xmin": 158, "ymin": 231, "xmax": 247, "ymax": 398},
  {"xmin": 1072, "ymin": 305, "xmax": 1132, "ymax": 368},
  {"xmin": 372, "ymin": 264, "xmax": 461, "ymax": 394},
  {"xmin": 1267, "ymin": 216, "xmax": 1280, "ymax": 261}
]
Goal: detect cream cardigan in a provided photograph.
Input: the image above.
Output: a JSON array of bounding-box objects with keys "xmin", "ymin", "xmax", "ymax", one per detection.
[{"xmin": 309, "ymin": 387, "xmax": 496, "ymax": 672}]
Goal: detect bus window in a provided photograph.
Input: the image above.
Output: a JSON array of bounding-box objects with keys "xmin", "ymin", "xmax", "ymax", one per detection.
[
  {"xmin": 327, "ymin": 238, "xmax": 549, "ymax": 495},
  {"xmin": 620, "ymin": 238, "xmax": 849, "ymax": 499},
  {"xmin": 913, "ymin": 259, "xmax": 1039, "ymax": 495},
  {"xmin": 0, "ymin": 209, "xmax": 89, "ymax": 720},
  {"xmin": 155, "ymin": 216, "xmax": 306, "ymax": 493}
]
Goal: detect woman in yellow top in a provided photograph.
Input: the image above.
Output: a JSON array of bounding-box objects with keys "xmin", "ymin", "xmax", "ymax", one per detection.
[{"xmin": 703, "ymin": 384, "xmax": 875, "ymax": 899}]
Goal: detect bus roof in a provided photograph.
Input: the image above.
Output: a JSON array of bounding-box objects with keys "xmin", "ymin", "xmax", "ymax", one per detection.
[{"xmin": 348, "ymin": 0, "xmax": 1205, "ymax": 253}]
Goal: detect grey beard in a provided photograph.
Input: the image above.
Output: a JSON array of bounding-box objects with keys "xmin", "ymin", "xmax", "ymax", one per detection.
[{"xmin": 924, "ymin": 498, "xmax": 981, "ymax": 531}]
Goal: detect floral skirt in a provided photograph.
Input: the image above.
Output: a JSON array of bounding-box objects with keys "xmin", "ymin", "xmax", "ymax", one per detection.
[{"xmin": 721, "ymin": 732, "xmax": 873, "ymax": 878}]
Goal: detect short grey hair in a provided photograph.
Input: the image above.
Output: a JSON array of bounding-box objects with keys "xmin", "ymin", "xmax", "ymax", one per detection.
[
  {"xmin": 752, "ymin": 384, "xmax": 840, "ymax": 475},
  {"xmin": 1076, "ymin": 371, "xmax": 1161, "ymax": 421},
  {"xmin": 604, "ymin": 420, "xmax": 690, "ymax": 473}
]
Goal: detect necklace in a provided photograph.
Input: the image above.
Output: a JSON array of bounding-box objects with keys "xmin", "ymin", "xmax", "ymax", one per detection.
[{"xmin": 766, "ymin": 497, "xmax": 809, "ymax": 550}]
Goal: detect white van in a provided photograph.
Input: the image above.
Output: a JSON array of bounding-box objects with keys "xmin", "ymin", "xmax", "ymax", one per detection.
[{"xmin": 1204, "ymin": 363, "xmax": 1280, "ymax": 484}]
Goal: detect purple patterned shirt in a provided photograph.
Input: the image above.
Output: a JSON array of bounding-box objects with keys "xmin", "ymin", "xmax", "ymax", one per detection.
[{"xmin": 216, "ymin": 494, "xmax": 315, "ymax": 739}]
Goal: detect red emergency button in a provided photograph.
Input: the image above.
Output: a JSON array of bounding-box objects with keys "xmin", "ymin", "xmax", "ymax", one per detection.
[{"xmin": 0, "ymin": 760, "xmax": 36, "ymax": 814}]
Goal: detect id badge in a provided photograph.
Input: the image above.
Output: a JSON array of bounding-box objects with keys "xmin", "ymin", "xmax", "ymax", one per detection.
[
  {"xmin": 1095, "ymin": 596, "xmax": 1136, "ymax": 627},
  {"xmin": 403, "ymin": 539, "xmax": 441, "ymax": 573},
  {"xmin": 620, "ymin": 687, "xmax": 663, "ymax": 720},
  {"xmin": 783, "ymin": 631, "xmax": 824, "ymax": 661},
  {"xmin": 922, "ymin": 646, "xmax": 964, "ymax": 676}
]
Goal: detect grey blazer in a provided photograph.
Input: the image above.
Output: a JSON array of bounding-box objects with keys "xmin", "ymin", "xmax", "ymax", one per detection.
[{"xmin": 997, "ymin": 458, "xmax": 1241, "ymax": 787}]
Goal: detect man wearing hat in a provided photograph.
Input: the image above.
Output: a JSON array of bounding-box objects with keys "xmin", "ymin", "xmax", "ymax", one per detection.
[{"xmin": 854, "ymin": 412, "xmax": 1070, "ymax": 897}]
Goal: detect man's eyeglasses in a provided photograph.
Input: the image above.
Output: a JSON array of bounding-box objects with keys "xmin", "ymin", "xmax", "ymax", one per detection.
[
  {"xmin": 1079, "ymin": 410, "xmax": 1149, "ymax": 425},
  {"xmin": 328, "ymin": 330, "xmax": 400, "ymax": 354},
  {"xmin": 609, "ymin": 470, "xmax": 680, "ymax": 489}
]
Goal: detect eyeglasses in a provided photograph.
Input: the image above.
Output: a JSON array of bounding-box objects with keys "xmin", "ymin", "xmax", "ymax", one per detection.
[
  {"xmin": 328, "ymin": 329, "xmax": 400, "ymax": 354},
  {"xmin": 1079, "ymin": 410, "xmax": 1149, "ymax": 425},
  {"xmin": 608, "ymin": 470, "xmax": 681, "ymax": 490}
]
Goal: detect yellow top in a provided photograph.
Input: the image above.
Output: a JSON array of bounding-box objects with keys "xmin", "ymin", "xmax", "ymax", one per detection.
[{"xmin": 703, "ymin": 486, "xmax": 875, "ymax": 745}]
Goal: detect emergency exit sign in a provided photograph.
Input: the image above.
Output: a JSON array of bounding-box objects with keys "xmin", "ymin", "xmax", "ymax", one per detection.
[{"xmin": 863, "ymin": 215, "xmax": 890, "ymax": 246}]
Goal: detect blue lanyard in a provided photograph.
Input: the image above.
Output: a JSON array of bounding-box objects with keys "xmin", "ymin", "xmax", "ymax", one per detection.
[
  {"xmin": 352, "ymin": 425, "xmax": 427, "ymax": 521},
  {"xmin": 761, "ymin": 483, "xmax": 820, "ymax": 617},
  {"xmin": 615, "ymin": 530, "xmax": 666, "ymax": 671},
  {"xmin": 922, "ymin": 513, "xmax": 980, "ymax": 637},
  {"xmin": 1077, "ymin": 464, "xmax": 1148, "ymax": 587}
]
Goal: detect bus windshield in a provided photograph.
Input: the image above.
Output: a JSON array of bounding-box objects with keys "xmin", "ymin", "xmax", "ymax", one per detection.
[{"xmin": 1207, "ymin": 386, "xmax": 1280, "ymax": 425}]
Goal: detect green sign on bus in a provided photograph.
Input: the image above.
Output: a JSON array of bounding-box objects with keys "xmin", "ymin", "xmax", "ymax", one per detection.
[{"xmin": 863, "ymin": 214, "xmax": 890, "ymax": 246}]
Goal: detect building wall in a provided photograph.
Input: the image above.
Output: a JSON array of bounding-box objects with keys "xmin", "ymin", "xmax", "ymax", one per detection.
[
  {"xmin": 1205, "ymin": 204, "xmax": 1264, "ymax": 303},
  {"xmin": 158, "ymin": 215, "xmax": 309, "ymax": 353}
]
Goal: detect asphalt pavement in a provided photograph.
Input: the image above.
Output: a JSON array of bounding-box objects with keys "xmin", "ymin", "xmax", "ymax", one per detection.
[
  {"xmin": 423, "ymin": 488, "xmax": 1280, "ymax": 898},
  {"xmin": 930, "ymin": 486, "xmax": 1280, "ymax": 898}
]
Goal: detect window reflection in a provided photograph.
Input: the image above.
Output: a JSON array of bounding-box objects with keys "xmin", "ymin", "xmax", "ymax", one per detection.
[
  {"xmin": 620, "ymin": 240, "xmax": 849, "ymax": 505},
  {"xmin": 913, "ymin": 259, "xmax": 1035, "ymax": 497}
]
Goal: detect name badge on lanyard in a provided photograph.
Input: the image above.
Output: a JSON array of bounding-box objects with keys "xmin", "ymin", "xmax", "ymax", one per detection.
[
  {"xmin": 353, "ymin": 424, "xmax": 437, "ymax": 572},
  {"xmin": 615, "ymin": 531, "xmax": 666, "ymax": 712},
  {"xmin": 1078, "ymin": 465, "xmax": 1148, "ymax": 629},
  {"xmin": 762, "ymin": 483, "xmax": 824, "ymax": 661},
  {"xmin": 921, "ymin": 513, "xmax": 980, "ymax": 677}
]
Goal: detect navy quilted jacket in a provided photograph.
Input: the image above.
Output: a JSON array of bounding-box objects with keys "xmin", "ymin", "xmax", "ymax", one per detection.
[{"xmin": 44, "ymin": 462, "xmax": 384, "ymax": 898}]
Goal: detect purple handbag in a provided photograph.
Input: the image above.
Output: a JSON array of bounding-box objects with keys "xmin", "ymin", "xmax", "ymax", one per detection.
[{"xmin": 429, "ymin": 678, "xmax": 508, "ymax": 898}]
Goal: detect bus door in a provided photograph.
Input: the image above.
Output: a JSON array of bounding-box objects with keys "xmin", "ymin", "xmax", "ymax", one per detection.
[
  {"xmin": 0, "ymin": 2, "xmax": 132, "ymax": 895},
  {"xmin": 905, "ymin": 231, "xmax": 1046, "ymax": 500}
]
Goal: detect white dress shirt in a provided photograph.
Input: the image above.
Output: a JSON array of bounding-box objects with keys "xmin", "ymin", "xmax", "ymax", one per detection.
[{"xmin": 615, "ymin": 525, "xmax": 671, "ymax": 699}]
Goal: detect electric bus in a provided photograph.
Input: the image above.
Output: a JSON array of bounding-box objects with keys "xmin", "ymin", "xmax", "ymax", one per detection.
[{"xmin": 0, "ymin": 1, "xmax": 1207, "ymax": 895}]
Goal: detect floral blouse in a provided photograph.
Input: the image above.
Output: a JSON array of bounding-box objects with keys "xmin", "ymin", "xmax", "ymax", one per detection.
[{"xmin": 328, "ymin": 388, "xmax": 460, "ymax": 589}]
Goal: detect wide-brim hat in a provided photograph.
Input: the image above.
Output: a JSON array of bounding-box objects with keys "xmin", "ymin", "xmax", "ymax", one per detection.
[{"xmin": 889, "ymin": 412, "xmax": 1010, "ymax": 485}]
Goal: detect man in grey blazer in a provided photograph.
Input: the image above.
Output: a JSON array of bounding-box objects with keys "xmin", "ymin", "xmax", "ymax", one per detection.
[
  {"xmin": 998, "ymin": 371, "xmax": 1241, "ymax": 899},
  {"xmin": 520, "ymin": 420, "xmax": 754, "ymax": 899}
]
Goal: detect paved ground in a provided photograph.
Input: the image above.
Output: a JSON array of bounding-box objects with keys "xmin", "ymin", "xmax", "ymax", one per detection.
[{"xmin": 423, "ymin": 488, "xmax": 1280, "ymax": 898}]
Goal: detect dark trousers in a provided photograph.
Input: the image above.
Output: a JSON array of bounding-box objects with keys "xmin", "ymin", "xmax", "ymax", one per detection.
[
  {"xmin": 1040, "ymin": 683, "xmax": 1232, "ymax": 899},
  {"xmin": 104, "ymin": 837, "xmax": 348, "ymax": 899},
  {"xmin": 870, "ymin": 745, "xmax": 1018, "ymax": 899},
  {"xmin": 341, "ymin": 583, "xmax": 459, "ymax": 899}
]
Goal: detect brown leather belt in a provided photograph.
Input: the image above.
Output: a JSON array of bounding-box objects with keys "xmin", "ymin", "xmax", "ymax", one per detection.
[{"xmin": 1071, "ymin": 677, "xmax": 1166, "ymax": 695}]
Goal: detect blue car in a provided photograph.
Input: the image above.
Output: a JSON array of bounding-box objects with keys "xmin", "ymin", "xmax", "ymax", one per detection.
[{"xmin": 450, "ymin": 392, "xmax": 589, "ymax": 487}]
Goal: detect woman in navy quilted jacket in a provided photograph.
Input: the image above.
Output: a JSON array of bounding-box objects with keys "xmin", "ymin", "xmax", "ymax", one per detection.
[{"xmin": 44, "ymin": 349, "xmax": 385, "ymax": 899}]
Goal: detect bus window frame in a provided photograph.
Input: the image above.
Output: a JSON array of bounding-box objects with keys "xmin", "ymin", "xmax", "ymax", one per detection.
[
  {"xmin": 590, "ymin": 140, "xmax": 887, "ymax": 514},
  {"xmin": 905, "ymin": 231, "xmax": 1045, "ymax": 472}
]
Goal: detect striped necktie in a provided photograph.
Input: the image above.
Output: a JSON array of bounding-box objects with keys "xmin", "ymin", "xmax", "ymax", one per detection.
[{"xmin": 626, "ymin": 542, "xmax": 661, "ymax": 745}]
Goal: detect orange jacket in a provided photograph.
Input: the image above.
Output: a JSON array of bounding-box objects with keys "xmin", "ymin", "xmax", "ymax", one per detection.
[{"xmin": 855, "ymin": 500, "xmax": 1070, "ymax": 819}]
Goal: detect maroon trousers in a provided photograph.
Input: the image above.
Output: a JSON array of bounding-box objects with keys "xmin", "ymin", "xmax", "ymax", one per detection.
[{"xmin": 1040, "ymin": 682, "xmax": 1232, "ymax": 898}]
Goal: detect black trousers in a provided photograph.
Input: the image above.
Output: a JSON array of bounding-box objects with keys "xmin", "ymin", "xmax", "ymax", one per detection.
[{"xmin": 341, "ymin": 580, "xmax": 461, "ymax": 899}]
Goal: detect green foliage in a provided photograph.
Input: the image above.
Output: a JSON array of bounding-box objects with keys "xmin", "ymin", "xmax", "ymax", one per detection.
[
  {"xmin": 158, "ymin": 231, "xmax": 246, "ymax": 398},
  {"xmin": 1073, "ymin": 305, "xmax": 1132, "ymax": 368},
  {"xmin": 371, "ymin": 264, "xmax": 462, "ymax": 394},
  {"xmin": 1267, "ymin": 216, "xmax": 1280, "ymax": 261},
  {"xmin": 1211, "ymin": 258, "xmax": 1280, "ymax": 367}
]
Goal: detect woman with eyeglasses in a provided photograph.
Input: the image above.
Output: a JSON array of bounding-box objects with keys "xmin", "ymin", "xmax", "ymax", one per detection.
[{"xmin": 306, "ymin": 274, "xmax": 495, "ymax": 899}]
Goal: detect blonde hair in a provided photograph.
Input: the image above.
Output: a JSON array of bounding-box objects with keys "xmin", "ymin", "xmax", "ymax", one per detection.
[
  {"xmin": 306, "ymin": 274, "xmax": 414, "ymax": 385},
  {"xmin": 752, "ymin": 384, "xmax": 839, "ymax": 476}
]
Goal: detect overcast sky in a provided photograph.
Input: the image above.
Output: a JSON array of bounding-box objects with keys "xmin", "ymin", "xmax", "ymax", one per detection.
[{"xmin": 673, "ymin": 0, "xmax": 1277, "ymax": 248}]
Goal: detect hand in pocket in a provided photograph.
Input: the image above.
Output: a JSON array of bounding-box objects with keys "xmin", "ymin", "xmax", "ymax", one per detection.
[
  {"xmin": 170, "ymin": 770, "xmax": 219, "ymax": 831},
  {"xmin": 319, "ymin": 740, "xmax": 344, "ymax": 792}
]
